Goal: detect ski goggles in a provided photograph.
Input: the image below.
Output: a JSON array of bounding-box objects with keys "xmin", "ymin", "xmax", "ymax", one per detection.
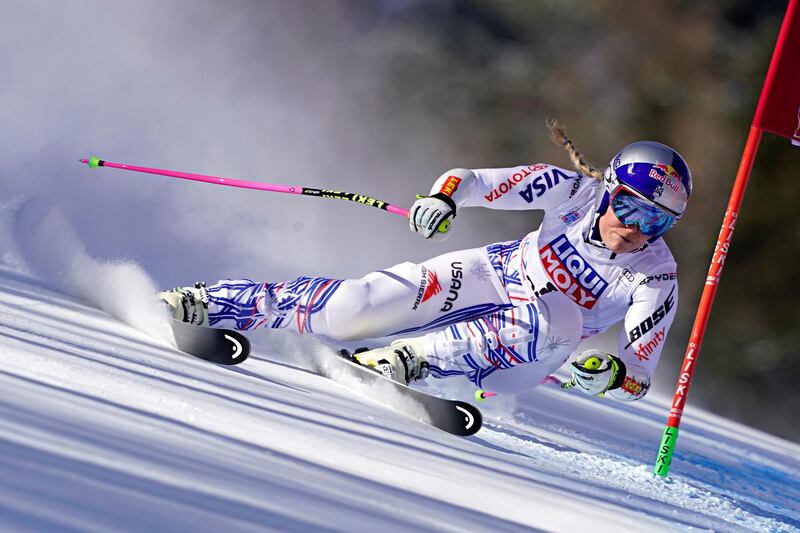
[{"xmin": 609, "ymin": 186, "xmax": 677, "ymax": 238}]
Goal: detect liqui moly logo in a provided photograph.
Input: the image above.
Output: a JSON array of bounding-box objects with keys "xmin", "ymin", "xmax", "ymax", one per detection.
[{"xmin": 539, "ymin": 235, "xmax": 608, "ymax": 309}]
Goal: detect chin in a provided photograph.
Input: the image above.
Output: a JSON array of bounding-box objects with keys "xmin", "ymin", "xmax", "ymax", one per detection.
[{"xmin": 608, "ymin": 239, "xmax": 636, "ymax": 254}]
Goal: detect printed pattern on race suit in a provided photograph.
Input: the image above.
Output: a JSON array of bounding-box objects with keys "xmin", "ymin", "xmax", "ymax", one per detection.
[
  {"xmin": 206, "ymin": 246, "xmax": 511, "ymax": 341},
  {"xmin": 433, "ymin": 164, "xmax": 681, "ymax": 400},
  {"xmin": 205, "ymin": 240, "xmax": 583, "ymax": 394},
  {"xmin": 420, "ymin": 280, "xmax": 582, "ymax": 394}
]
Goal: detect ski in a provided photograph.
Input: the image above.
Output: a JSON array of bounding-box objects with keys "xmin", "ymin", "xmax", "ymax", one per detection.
[
  {"xmin": 169, "ymin": 319, "xmax": 250, "ymax": 365},
  {"xmin": 326, "ymin": 349, "xmax": 483, "ymax": 437},
  {"xmin": 166, "ymin": 319, "xmax": 477, "ymax": 433}
]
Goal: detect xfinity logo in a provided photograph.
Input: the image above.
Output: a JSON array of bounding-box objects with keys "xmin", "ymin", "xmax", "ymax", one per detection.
[
  {"xmin": 633, "ymin": 327, "xmax": 665, "ymax": 361},
  {"xmin": 539, "ymin": 235, "xmax": 608, "ymax": 309}
]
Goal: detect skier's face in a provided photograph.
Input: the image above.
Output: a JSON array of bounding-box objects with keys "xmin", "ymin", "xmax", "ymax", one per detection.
[{"xmin": 598, "ymin": 206, "xmax": 650, "ymax": 253}]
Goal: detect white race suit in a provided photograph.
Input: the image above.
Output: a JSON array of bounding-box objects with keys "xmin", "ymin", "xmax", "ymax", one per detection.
[{"xmin": 206, "ymin": 164, "xmax": 679, "ymax": 400}]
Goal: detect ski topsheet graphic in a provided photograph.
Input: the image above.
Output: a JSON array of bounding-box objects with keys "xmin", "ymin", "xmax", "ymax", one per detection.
[
  {"xmin": 169, "ymin": 319, "xmax": 250, "ymax": 365},
  {"xmin": 324, "ymin": 349, "xmax": 483, "ymax": 436}
]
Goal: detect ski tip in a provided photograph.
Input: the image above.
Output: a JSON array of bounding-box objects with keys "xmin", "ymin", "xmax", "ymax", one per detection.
[{"xmin": 454, "ymin": 402, "xmax": 482, "ymax": 436}]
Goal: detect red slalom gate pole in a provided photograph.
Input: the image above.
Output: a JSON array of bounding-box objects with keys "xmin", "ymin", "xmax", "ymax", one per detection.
[
  {"xmin": 653, "ymin": 126, "xmax": 762, "ymax": 478},
  {"xmin": 654, "ymin": 0, "xmax": 800, "ymax": 478}
]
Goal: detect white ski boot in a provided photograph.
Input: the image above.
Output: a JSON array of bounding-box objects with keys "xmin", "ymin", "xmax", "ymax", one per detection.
[
  {"xmin": 159, "ymin": 282, "xmax": 210, "ymax": 326},
  {"xmin": 351, "ymin": 339, "xmax": 430, "ymax": 385}
]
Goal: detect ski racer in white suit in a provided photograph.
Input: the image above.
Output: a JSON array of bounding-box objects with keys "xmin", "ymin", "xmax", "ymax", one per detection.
[{"xmin": 161, "ymin": 126, "xmax": 691, "ymax": 401}]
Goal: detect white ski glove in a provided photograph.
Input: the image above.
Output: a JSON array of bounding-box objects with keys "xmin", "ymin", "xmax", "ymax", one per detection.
[
  {"xmin": 564, "ymin": 349, "xmax": 626, "ymax": 397},
  {"xmin": 409, "ymin": 193, "xmax": 456, "ymax": 239}
]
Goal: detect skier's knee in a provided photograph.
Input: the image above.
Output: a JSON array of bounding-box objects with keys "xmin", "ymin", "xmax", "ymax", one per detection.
[{"xmin": 321, "ymin": 277, "xmax": 378, "ymax": 341}]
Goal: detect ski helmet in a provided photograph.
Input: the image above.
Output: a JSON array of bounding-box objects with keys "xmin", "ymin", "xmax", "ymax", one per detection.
[{"xmin": 599, "ymin": 141, "xmax": 692, "ymax": 239}]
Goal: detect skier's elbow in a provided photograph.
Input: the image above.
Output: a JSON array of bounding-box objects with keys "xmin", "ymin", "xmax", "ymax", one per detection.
[{"xmin": 441, "ymin": 168, "xmax": 476, "ymax": 181}]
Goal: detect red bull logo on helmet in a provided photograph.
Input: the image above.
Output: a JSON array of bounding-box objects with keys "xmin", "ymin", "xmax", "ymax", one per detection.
[
  {"xmin": 654, "ymin": 163, "xmax": 681, "ymax": 179},
  {"xmin": 539, "ymin": 235, "xmax": 608, "ymax": 309},
  {"xmin": 649, "ymin": 164, "xmax": 681, "ymax": 193}
]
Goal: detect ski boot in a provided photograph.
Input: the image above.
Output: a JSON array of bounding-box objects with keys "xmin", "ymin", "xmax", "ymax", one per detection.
[
  {"xmin": 345, "ymin": 339, "xmax": 430, "ymax": 385},
  {"xmin": 159, "ymin": 282, "xmax": 210, "ymax": 326}
]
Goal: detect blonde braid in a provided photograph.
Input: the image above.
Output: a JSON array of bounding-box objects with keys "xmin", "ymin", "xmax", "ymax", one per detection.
[{"xmin": 545, "ymin": 119, "xmax": 604, "ymax": 182}]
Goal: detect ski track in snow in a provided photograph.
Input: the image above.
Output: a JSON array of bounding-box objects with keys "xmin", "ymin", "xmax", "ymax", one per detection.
[{"xmin": 0, "ymin": 256, "xmax": 798, "ymax": 531}]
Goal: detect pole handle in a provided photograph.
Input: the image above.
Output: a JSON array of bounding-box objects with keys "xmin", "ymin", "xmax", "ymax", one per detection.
[{"xmin": 414, "ymin": 194, "xmax": 452, "ymax": 234}]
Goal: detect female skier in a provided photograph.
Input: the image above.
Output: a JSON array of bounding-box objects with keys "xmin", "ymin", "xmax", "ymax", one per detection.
[{"xmin": 161, "ymin": 122, "xmax": 691, "ymax": 400}]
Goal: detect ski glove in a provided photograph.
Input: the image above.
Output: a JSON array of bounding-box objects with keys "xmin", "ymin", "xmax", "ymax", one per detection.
[
  {"xmin": 409, "ymin": 193, "xmax": 457, "ymax": 239},
  {"xmin": 564, "ymin": 349, "xmax": 626, "ymax": 397}
]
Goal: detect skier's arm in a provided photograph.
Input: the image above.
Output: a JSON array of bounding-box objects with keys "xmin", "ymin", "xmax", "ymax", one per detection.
[
  {"xmin": 605, "ymin": 273, "xmax": 679, "ymax": 401},
  {"xmin": 567, "ymin": 272, "xmax": 678, "ymax": 400},
  {"xmin": 409, "ymin": 164, "xmax": 583, "ymax": 238},
  {"xmin": 430, "ymin": 164, "xmax": 582, "ymax": 210}
]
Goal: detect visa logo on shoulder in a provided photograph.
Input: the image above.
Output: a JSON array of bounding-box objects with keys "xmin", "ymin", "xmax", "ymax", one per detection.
[
  {"xmin": 539, "ymin": 235, "xmax": 608, "ymax": 309},
  {"xmin": 519, "ymin": 167, "xmax": 575, "ymax": 203}
]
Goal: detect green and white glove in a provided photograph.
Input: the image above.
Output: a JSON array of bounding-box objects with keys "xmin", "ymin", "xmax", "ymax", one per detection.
[{"xmin": 563, "ymin": 349, "xmax": 626, "ymax": 397}]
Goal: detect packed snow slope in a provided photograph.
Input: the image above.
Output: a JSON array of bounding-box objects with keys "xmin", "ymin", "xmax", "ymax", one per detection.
[{"xmin": 0, "ymin": 262, "xmax": 798, "ymax": 532}]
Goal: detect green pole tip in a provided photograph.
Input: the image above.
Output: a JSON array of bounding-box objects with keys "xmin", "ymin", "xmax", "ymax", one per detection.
[
  {"xmin": 438, "ymin": 219, "xmax": 450, "ymax": 233},
  {"xmin": 88, "ymin": 156, "xmax": 101, "ymax": 168},
  {"xmin": 474, "ymin": 389, "xmax": 497, "ymax": 402},
  {"xmin": 653, "ymin": 425, "xmax": 680, "ymax": 478}
]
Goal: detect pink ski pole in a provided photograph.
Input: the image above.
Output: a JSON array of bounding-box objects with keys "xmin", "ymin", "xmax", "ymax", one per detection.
[{"xmin": 79, "ymin": 156, "xmax": 449, "ymax": 229}]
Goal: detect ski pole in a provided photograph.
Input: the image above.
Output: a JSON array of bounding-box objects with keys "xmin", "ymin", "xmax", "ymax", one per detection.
[{"xmin": 79, "ymin": 156, "xmax": 451, "ymax": 233}]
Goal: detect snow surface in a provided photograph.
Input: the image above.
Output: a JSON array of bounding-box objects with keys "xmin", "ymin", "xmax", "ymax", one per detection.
[{"xmin": 0, "ymin": 209, "xmax": 798, "ymax": 532}]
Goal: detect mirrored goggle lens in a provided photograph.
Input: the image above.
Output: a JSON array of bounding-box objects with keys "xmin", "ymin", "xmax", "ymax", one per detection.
[{"xmin": 611, "ymin": 189, "xmax": 676, "ymax": 237}]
